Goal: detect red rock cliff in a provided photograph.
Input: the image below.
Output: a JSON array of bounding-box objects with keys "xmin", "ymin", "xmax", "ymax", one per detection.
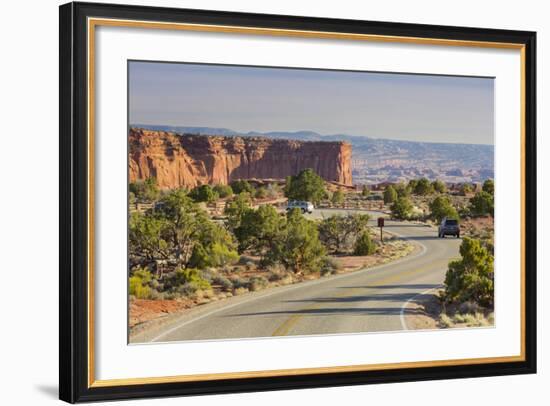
[{"xmin": 129, "ymin": 128, "xmax": 352, "ymax": 189}]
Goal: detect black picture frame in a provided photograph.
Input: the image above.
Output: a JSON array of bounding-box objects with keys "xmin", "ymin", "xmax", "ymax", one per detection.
[{"xmin": 59, "ymin": 1, "xmax": 537, "ymax": 403}]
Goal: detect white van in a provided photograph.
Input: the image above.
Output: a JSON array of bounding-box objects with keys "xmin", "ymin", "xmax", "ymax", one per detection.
[{"xmin": 286, "ymin": 200, "xmax": 314, "ymax": 214}]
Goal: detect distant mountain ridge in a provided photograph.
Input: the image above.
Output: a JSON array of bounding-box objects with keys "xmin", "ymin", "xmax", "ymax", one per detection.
[{"xmin": 133, "ymin": 124, "xmax": 493, "ymax": 147}]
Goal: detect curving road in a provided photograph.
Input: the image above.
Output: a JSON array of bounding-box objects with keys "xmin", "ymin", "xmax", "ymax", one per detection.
[{"xmin": 130, "ymin": 210, "xmax": 461, "ymax": 344}]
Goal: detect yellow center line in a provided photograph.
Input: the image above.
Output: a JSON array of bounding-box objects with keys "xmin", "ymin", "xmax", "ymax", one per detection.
[
  {"xmin": 272, "ymin": 287, "xmax": 364, "ymax": 336},
  {"xmin": 271, "ymin": 259, "xmax": 450, "ymax": 337}
]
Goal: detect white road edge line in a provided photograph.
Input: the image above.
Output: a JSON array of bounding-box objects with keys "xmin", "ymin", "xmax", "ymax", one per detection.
[
  {"xmin": 148, "ymin": 230, "xmax": 429, "ymax": 343},
  {"xmin": 400, "ymin": 284, "xmax": 443, "ymax": 331}
]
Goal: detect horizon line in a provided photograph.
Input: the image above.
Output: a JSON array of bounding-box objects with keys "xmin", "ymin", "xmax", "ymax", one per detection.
[{"xmin": 130, "ymin": 123, "xmax": 495, "ymax": 147}]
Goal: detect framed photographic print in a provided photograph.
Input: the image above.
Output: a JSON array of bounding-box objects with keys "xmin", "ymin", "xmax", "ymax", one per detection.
[{"xmin": 59, "ymin": 1, "xmax": 537, "ymax": 403}]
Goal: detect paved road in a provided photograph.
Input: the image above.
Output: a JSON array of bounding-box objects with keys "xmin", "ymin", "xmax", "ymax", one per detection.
[{"xmin": 131, "ymin": 210, "xmax": 461, "ymax": 343}]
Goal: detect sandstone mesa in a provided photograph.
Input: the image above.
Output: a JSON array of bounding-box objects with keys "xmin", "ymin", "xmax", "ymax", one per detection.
[{"xmin": 129, "ymin": 128, "xmax": 352, "ymax": 189}]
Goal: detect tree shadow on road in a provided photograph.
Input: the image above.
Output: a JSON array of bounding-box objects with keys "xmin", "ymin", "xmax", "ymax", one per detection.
[
  {"xmin": 227, "ymin": 306, "xmax": 423, "ymax": 317},
  {"xmin": 227, "ymin": 291, "xmax": 438, "ymax": 318},
  {"xmin": 336, "ymin": 283, "xmax": 439, "ymax": 290},
  {"xmin": 283, "ymin": 292, "xmax": 418, "ymax": 304},
  {"xmin": 397, "ymin": 235, "xmax": 453, "ymax": 241}
]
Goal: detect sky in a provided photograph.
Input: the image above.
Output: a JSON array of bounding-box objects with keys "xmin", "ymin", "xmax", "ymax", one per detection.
[{"xmin": 129, "ymin": 61, "xmax": 494, "ymax": 145}]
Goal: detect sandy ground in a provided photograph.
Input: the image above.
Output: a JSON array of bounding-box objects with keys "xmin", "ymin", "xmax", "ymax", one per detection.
[
  {"xmin": 404, "ymin": 291, "xmax": 441, "ymax": 330},
  {"xmin": 129, "ymin": 298, "xmax": 194, "ymax": 328}
]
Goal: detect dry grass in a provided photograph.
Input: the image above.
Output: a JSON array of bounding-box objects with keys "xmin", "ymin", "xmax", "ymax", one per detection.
[
  {"xmin": 439, "ymin": 311, "xmax": 494, "ymax": 328},
  {"xmin": 404, "ymin": 290, "xmax": 495, "ymax": 331},
  {"xmin": 459, "ymin": 216, "xmax": 494, "ymax": 239}
]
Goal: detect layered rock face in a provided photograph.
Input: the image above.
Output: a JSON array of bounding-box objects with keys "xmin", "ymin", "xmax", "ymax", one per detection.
[{"xmin": 129, "ymin": 128, "xmax": 352, "ymax": 189}]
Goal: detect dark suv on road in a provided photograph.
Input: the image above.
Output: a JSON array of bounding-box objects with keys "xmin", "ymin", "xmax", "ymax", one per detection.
[{"xmin": 438, "ymin": 217, "xmax": 460, "ymax": 238}]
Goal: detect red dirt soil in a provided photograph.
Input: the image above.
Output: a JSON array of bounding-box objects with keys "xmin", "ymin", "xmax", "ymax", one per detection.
[{"xmin": 129, "ymin": 299, "xmax": 194, "ymax": 328}]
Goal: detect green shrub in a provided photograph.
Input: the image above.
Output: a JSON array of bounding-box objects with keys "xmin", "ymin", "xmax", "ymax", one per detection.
[
  {"xmin": 148, "ymin": 189, "xmax": 213, "ymax": 269},
  {"xmin": 318, "ymin": 213, "xmax": 370, "ymax": 254},
  {"xmin": 414, "ymin": 178, "xmax": 434, "ymax": 195},
  {"xmin": 432, "ymin": 179, "xmax": 447, "ymax": 193},
  {"xmin": 391, "ymin": 196, "xmax": 413, "ymax": 220},
  {"xmin": 383, "ymin": 185, "xmax": 398, "ymax": 204},
  {"xmin": 331, "ymin": 190, "xmax": 345, "ymax": 205},
  {"xmin": 469, "ymin": 191, "xmax": 494, "ymax": 216},
  {"xmin": 460, "ymin": 183, "xmax": 474, "ymax": 196},
  {"xmin": 129, "ymin": 267, "xmax": 153, "ymax": 299},
  {"xmin": 188, "ymin": 184, "xmax": 219, "ymax": 203},
  {"xmin": 188, "ymin": 242, "xmax": 239, "ymax": 269},
  {"xmin": 129, "ymin": 191, "xmax": 137, "ymax": 205},
  {"xmin": 230, "ymin": 180, "xmax": 254, "ymax": 195},
  {"xmin": 354, "ymin": 231, "xmax": 376, "ymax": 256},
  {"xmin": 482, "ymin": 179, "xmax": 494, "ymax": 195},
  {"xmin": 129, "ymin": 177, "xmax": 159, "ymax": 203},
  {"xmin": 255, "ymin": 186, "xmax": 267, "ymax": 199},
  {"xmin": 209, "ymin": 242, "xmax": 239, "ymax": 267},
  {"xmin": 213, "ymin": 184, "xmax": 233, "ymax": 198},
  {"xmin": 284, "ymin": 168, "xmax": 327, "ymax": 205},
  {"xmin": 395, "ymin": 182, "xmax": 412, "ymax": 198},
  {"xmin": 164, "ymin": 267, "xmax": 211, "ymax": 296},
  {"xmin": 234, "ymin": 205, "xmax": 285, "ymax": 255},
  {"xmin": 443, "ymin": 237, "xmax": 494, "ymax": 307},
  {"xmin": 407, "ymin": 179, "xmax": 418, "ymax": 192},
  {"xmin": 429, "ymin": 196, "xmax": 459, "ymax": 223},
  {"xmin": 129, "ymin": 212, "xmax": 168, "ymax": 266},
  {"xmin": 270, "ymin": 209, "xmax": 326, "ymax": 274},
  {"xmin": 224, "ymin": 192, "xmax": 252, "ymax": 230}
]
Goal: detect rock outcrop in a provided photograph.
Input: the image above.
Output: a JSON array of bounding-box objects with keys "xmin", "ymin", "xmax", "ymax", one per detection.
[{"xmin": 129, "ymin": 128, "xmax": 352, "ymax": 189}]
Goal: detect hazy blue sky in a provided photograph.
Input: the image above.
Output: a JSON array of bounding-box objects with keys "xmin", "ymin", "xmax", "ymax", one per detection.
[{"xmin": 129, "ymin": 61, "xmax": 494, "ymax": 145}]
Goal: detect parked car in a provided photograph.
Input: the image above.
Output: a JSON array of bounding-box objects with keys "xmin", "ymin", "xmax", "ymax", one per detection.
[
  {"xmin": 438, "ymin": 217, "xmax": 460, "ymax": 238},
  {"xmin": 286, "ymin": 200, "xmax": 314, "ymax": 214}
]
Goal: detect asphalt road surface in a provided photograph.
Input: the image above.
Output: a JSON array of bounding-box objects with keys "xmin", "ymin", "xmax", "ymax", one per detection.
[{"xmin": 131, "ymin": 210, "xmax": 461, "ymax": 343}]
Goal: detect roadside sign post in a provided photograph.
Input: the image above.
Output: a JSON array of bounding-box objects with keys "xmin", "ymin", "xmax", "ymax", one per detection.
[{"xmin": 377, "ymin": 217, "xmax": 384, "ymax": 245}]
